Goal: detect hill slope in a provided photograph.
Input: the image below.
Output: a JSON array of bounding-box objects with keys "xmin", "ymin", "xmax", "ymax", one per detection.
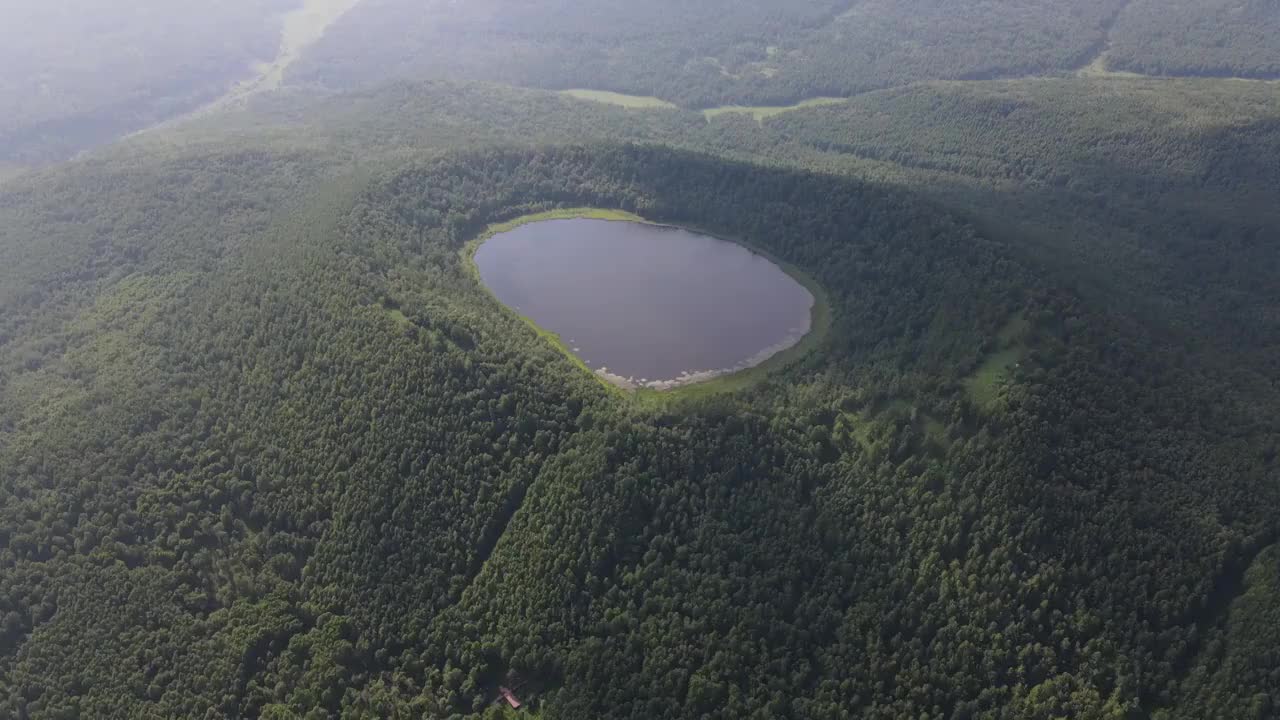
[{"xmin": 2, "ymin": 111, "xmax": 1278, "ymax": 718}]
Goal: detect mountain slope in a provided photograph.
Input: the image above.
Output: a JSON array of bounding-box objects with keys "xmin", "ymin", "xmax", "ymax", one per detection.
[{"xmin": 2, "ymin": 125, "xmax": 1277, "ymax": 718}]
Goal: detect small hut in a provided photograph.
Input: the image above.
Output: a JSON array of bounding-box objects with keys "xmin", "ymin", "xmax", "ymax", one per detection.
[{"xmin": 498, "ymin": 686, "xmax": 522, "ymax": 709}]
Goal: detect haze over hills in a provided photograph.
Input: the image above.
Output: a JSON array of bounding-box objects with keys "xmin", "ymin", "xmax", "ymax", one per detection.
[
  {"xmin": 1, "ymin": 2, "xmax": 1279, "ymax": 719},
  {"xmin": 5, "ymin": 0, "xmax": 1280, "ymax": 164},
  {"xmin": 0, "ymin": 0, "xmax": 300, "ymax": 164}
]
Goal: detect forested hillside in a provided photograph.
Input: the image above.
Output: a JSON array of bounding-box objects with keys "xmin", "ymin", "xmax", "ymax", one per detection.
[
  {"xmin": 289, "ymin": 0, "xmax": 1126, "ymax": 106},
  {"xmin": 10, "ymin": 0, "xmax": 1280, "ymax": 163},
  {"xmin": 2, "ymin": 126, "xmax": 1278, "ymax": 717},
  {"xmin": 767, "ymin": 79, "xmax": 1280, "ymax": 367},
  {"xmin": 288, "ymin": 0, "xmax": 1280, "ymax": 107},
  {"xmin": 3, "ymin": 0, "xmax": 1280, "ymax": 713},
  {"xmin": 1109, "ymin": 0, "xmax": 1280, "ymax": 78}
]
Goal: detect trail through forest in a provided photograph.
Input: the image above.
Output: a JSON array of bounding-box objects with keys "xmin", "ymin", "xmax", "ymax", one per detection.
[
  {"xmin": 208, "ymin": 0, "xmax": 365, "ymax": 112},
  {"xmin": 142, "ymin": 0, "xmax": 363, "ymax": 134},
  {"xmin": 1070, "ymin": 0, "xmax": 1135, "ymax": 75}
]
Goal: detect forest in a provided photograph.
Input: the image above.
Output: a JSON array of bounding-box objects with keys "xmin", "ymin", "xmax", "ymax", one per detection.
[
  {"xmin": 2, "ymin": 97, "xmax": 1279, "ymax": 715},
  {"xmin": 1108, "ymin": 0, "xmax": 1280, "ymax": 78},
  {"xmin": 289, "ymin": 0, "xmax": 1122, "ymax": 106},
  {"xmin": 2, "ymin": 2, "xmax": 1280, "ymax": 718},
  {"xmin": 290, "ymin": 0, "xmax": 1280, "ymax": 108},
  {"xmin": 7, "ymin": 0, "xmax": 1279, "ymax": 164}
]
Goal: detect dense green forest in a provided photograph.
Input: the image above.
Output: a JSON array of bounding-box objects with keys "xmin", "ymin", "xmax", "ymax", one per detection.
[
  {"xmin": 4, "ymin": 1, "xmax": 1280, "ymax": 717},
  {"xmin": 766, "ymin": 79, "xmax": 1280, "ymax": 369},
  {"xmin": 9, "ymin": 0, "xmax": 1280, "ymax": 163},
  {"xmin": 3, "ymin": 89, "xmax": 1280, "ymax": 715},
  {"xmin": 288, "ymin": 0, "xmax": 1280, "ymax": 107},
  {"xmin": 288, "ymin": 0, "xmax": 1124, "ymax": 106},
  {"xmin": 1108, "ymin": 0, "xmax": 1280, "ymax": 78}
]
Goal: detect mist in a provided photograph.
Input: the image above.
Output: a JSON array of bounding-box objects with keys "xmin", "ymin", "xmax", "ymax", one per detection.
[{"xmin": 0, "ymin": 0, "xmax": 298, "ymax": 164}]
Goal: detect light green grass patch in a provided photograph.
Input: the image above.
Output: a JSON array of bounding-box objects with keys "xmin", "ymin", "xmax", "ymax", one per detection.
[
  {"xmin": 462, "ymin": 208, "xmax": 831, "ymax": 406},
  {"xmin": 560, "ymin": 89, "xmax": 679, "ymax": 110},
  {"xmin": 965, "ymin": 347, "xmax": 1025, "ymax": 408},
  {"xmin": 1076, "ymin": 51, "xmax": 1148, "ymax": 80},
  {"xmin": 965, "ymin": 313, "xmax": 1030, "ymax": 409},
  {"xmin": 702, "ymin": 97, "xmax": 847, "ymax": 123},
  {"xmin": 383, "ymin": 306, "xmax": 411, "ymax": 328},
  {"xmin": 835, "ymin": 398, "xmax": 951, "ymax": 456}
]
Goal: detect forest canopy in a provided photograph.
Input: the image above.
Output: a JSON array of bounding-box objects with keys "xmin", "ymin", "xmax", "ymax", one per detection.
[
  {"xmin": 1, "ymin": 135, "xmax": 1277, "ymax": 717},
  {"xmin": 1108, "ymin": 0, "xmax": 1280, "ymax": 78},
  {"xmin": 2, "ymin": 1, "xmax": 1280, "ymax": 717}
]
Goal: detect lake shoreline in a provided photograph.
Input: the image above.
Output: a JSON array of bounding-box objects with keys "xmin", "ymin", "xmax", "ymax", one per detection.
[{"xmin": 461, "ymin": 207, "xmax": 831, "ymax": 402}]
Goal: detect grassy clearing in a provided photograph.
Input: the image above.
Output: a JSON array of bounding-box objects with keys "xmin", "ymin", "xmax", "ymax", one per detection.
[
  {"xmin": 557, "ymin": 90, "xmax": 855, "ymax": 122},
  {"xmin": 560, "ymin": 89, "xmax": 679, "ymax": 110},
  {"xmin": 964, "ymin": 347, "xmax": 1023, "ymax": 406},
  {"xmin": 1076, "ymin": 49, "xmax": 1279, "ymax": 83},
  {"xmin": 964, "ymin": 312, "xmax": 1030, "ymax": 408},
  {"xmin": 703, "ymin": 97, "xmax": 847, "ymax": 123},
  {"xmin": 1077, "ymin": 51, "xmax": 1146, "ymax": 79},
  {"xmin": 461, "ymin": 207, "xmax": 831, "ymax": 407},
  {"xmin": 836, "ymin": 398, "xmax": 952, "ymax": 457},
  {"xmin": 382, "ymin": 306, "xmax": 411, "ymax": 328},
  {"xmin": 839, "ymin": 414, "xmax": 876, "ymax": 453}
]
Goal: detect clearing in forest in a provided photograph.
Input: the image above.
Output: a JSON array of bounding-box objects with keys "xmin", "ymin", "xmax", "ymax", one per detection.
[
  {"xmin": 1077, "ymin": 49, "xmax": 1145, "ymax": 79},
  {"xmin": 964, "ymin": 314, "xmax": 1030, "ymax": 409},
  {"xmin": 559, "ymin": 89, "xmax": 679, "ymax": 110},
  {"xmin": 703, "ymin": 97, "xmax": 848, "ymax": 123},
  {"xmin": 196, "ymin": 0, "xmax": 365, "ymax": 117}
]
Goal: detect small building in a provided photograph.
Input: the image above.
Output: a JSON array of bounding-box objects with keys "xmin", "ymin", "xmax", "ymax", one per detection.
[{"xmin": 499, "ymin": 686, "xmax": 522, "ymax": 709}]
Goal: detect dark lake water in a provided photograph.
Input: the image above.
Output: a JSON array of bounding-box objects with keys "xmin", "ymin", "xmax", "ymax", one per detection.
[{"xmin": 474, "ymin": 218, "xmax": 814, "ymax": 389}]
